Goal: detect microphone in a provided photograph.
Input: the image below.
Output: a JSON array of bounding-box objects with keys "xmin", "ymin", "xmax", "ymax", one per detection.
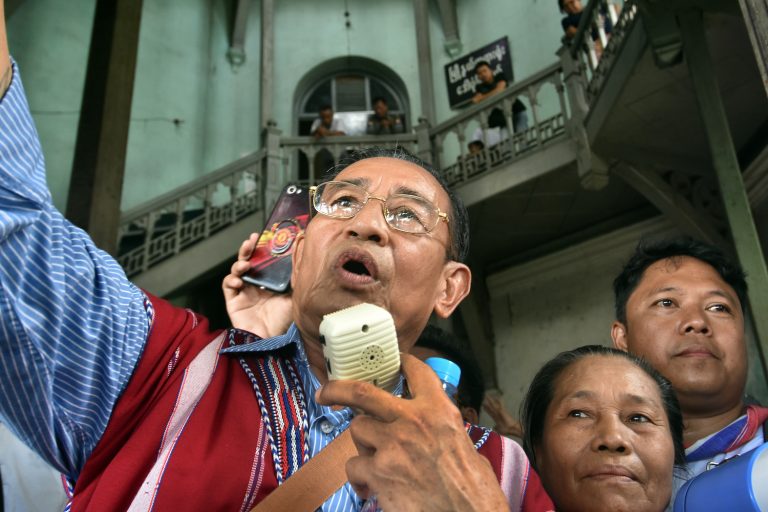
[{"xmin": 319, "ymin": 303, "xmax": 400, "ymax": 391}]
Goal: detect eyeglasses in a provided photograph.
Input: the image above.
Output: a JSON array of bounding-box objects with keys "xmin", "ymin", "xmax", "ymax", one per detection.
[{"xmin": 309, "ymin": 181, "xmax": 450, "ymax": 235}]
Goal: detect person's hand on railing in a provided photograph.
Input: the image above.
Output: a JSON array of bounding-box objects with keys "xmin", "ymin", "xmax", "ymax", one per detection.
[{"xmin": 223, "ymin": 232, "xmax": 293, "ymax": 337}]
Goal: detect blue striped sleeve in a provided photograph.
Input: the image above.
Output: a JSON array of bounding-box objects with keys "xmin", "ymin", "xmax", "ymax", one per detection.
[{"xmin": 0, "ymin": 62, "xmax": 150, "ymax": 478}]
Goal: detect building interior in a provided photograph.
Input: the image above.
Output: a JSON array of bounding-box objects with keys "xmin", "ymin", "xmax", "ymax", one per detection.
[{"xmin": 6, "ymin": 0, "xmax": 768, "ymax": 427}]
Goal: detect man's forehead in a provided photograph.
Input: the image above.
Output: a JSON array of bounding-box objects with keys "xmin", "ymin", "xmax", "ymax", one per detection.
[
  {"xmin": 336, "ymin": 158, "xmax": 446, "ymax": 200},
  {"xmin": 636, "ymin": 256, "xmax": 736, "ymax": 296}
]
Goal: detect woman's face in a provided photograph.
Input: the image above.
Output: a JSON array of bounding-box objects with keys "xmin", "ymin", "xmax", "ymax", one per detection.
[{"xmin": 535, "ymin": 355, "xmax": 675, "ymax": 512}]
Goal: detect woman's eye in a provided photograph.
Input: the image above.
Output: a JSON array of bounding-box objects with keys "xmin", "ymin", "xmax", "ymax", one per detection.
[
  {"xmin": 655, "ymin": 298, "xmax": 674, "ymax": 308},
  {"xmin": 568, "ymin": 410, "xmax": 588, "ymax": 419}
]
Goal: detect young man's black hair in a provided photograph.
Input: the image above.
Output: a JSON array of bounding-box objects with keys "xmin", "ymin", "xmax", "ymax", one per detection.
[{"xmin": 613, "ymin": 237, "xmax": 747, "ymax": 325}]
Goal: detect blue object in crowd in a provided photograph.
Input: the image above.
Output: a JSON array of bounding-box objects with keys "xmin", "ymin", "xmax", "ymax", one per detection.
[
  {"xmin": 425, "ymin": 357, "xmax": 461, "ymax": 404},
  {"xmin": 674, "ymin": 442, "xmax": 768, "ymax": 511}
]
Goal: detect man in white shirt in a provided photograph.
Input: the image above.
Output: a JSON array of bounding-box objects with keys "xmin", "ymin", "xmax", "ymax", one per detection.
[{"xmin": 310, "ymin": 104, "xmax": 346, "ymax": 138}]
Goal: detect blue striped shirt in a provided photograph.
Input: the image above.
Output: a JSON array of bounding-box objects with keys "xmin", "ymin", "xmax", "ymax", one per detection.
[
  {"xmin": 0, "ymin": 62, "xmax": 376, "ymax": 511},
  {"xmin": 0, "ymin": 62, "xmax": 150, "ymax": 479}
]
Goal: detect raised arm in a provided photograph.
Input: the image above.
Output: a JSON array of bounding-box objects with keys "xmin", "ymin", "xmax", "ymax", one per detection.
[{"xmin": 0, "ymin": 2, "xmax": 150, "ymax": 478}]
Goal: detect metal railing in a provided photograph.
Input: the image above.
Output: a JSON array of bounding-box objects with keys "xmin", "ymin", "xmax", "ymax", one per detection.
[
  {"xmin": 117, "ymin": 149, "xmax": 265, "ymax": 277},
  {"xmin": 569, "ymin": 0, "xmax": 639, "ymax": 101},
  {"xmin": 430, "ymin": 62, "xmax": 569, "ymax": 188},
  {"xmin": 279, "ymin": 134, "xmax": 419, "ymax": 182}
]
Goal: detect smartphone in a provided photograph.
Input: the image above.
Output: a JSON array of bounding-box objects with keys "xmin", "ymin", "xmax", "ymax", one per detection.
[
  {"xmin": 319, "ymin": 303, "xmax": 401, "ymax": 392},
  {"xmin": 242, "ymin": 184, "xmax": 310, "ymax": 293}
]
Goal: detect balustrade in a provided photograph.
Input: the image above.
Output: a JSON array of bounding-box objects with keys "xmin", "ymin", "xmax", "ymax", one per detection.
[
  {"xmin": 117, "ymin": 0, "xmax": 636, "ymax": 278},
  {"xmin": 430, "ymin": 63, "xmax": 569, "ymax": 188},
  {"xmin": 568, "ymin": 0, "xmax": 639, "ymax": 101},
  {"xmin": 117, "ymin": 150, "xmax": 265, "ymax": 277}
]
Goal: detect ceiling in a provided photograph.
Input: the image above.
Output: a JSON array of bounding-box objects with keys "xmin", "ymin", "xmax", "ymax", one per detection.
[{"xmin": 466, "ymin": 9, "xmax": 768, "ymax": 279}]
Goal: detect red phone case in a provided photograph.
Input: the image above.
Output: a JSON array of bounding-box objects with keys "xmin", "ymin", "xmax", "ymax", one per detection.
[{"xmin": 243, "ymin": 184, "xmax": 310, "ymax": 292}]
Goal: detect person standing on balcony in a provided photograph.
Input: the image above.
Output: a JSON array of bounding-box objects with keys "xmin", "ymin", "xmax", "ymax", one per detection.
[
  {"xmin": 310, "ymin": 104, "xmax": 346, "ymax": 174},
  {"xmin": 470, "ymin": 60, "xmax": 528, "ymax": 148},
  {"xmin": 559, "ymin": 0, "xmax": 613, "ymax": 57},
  {"xmin": 366, "ymin": 96, "xmax": 404, "ymax": 135},
  {"xmin": 467, "ymin": 139, "xmax": 485, "ymax": 155},
  {"xmin": 560, "ymin": 0, "xmax": 586, "ymax": 40},
  {"xmin": 310, "ymin": 104, "xmax": 346, "ymax": 138}
]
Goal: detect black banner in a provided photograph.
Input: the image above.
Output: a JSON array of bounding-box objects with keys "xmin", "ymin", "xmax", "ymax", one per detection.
[{"xmin": 443, "ymin": 37, "xmax": 513, "ymax": 109}]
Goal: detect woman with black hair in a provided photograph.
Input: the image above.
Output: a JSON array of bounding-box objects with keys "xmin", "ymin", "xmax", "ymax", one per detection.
[{"xmin": 521, "ymin": 345, "xmax": 686, "ymax": 512}]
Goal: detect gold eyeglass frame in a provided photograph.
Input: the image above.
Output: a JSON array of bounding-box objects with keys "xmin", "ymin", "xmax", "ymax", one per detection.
[{"xmin": 308, "ymin": 181, "xmax": 450, "ymax": 235}]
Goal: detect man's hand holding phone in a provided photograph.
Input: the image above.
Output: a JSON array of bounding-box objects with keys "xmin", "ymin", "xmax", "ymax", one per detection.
[{"xmin": 223, "ymin": 232, "xmax": 293, "ymax": 338}]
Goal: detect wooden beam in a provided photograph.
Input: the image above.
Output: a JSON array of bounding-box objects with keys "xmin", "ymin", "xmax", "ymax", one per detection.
[
  {"xmin": 611, "ymin": 161, "xmax": 727, "ymax": 246},
  {"xmin": 737, "ymin": 0, "xmax": 768, "ymax": 98},
  {"xmin": 65, "ymin": 0, "xmax": 143, "ymax": 255}
]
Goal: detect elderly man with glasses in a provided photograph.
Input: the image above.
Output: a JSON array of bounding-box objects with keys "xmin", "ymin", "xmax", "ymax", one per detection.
[
  {"xmin": 224, "ymin": 151, "xmax": 556, "ymax": 511},
  {"xmin": 0, "ymin": 7, "xmax": 552, "ymax": 504}
]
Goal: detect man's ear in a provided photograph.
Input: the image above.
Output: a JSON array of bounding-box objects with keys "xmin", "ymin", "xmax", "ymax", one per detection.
[
  {"xmin": 290, "ymin": 232, "xmax": 306, "ymax": 287},
  {"xmin": 433, "ymin": 261, "xmax": 471, "ymax": 319},
  {"xmin": 611, "ymin": 321, "xmax": 630, "ymax": 351}
]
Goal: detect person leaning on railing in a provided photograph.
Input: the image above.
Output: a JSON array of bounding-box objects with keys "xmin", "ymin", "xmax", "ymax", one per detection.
[{"xmin": 559, "ymin": 0, "xmax": 614, "ymax": 58}]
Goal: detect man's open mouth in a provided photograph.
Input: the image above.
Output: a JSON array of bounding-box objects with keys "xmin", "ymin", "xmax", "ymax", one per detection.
[
  {"xmin": 336, "ymin": 251, "xmax": 378, "ymax": 283},
  {"xmin": 343, "ymin": 259, "xmax": 371, "ymax": 276}
]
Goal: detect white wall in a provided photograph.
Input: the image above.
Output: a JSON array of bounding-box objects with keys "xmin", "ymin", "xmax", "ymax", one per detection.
[
  {"xmin": 486, "ymin": 218, "xmax": 673, "ymax": 419},
  {"xmin": 484, "ymin": 217, "xmax": 768, "ymax": 422}
]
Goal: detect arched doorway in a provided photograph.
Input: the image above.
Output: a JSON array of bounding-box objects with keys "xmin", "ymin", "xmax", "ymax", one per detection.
[{"xmin": 294, "ymin": 56, "xmax": 411, "ymax": 137}]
